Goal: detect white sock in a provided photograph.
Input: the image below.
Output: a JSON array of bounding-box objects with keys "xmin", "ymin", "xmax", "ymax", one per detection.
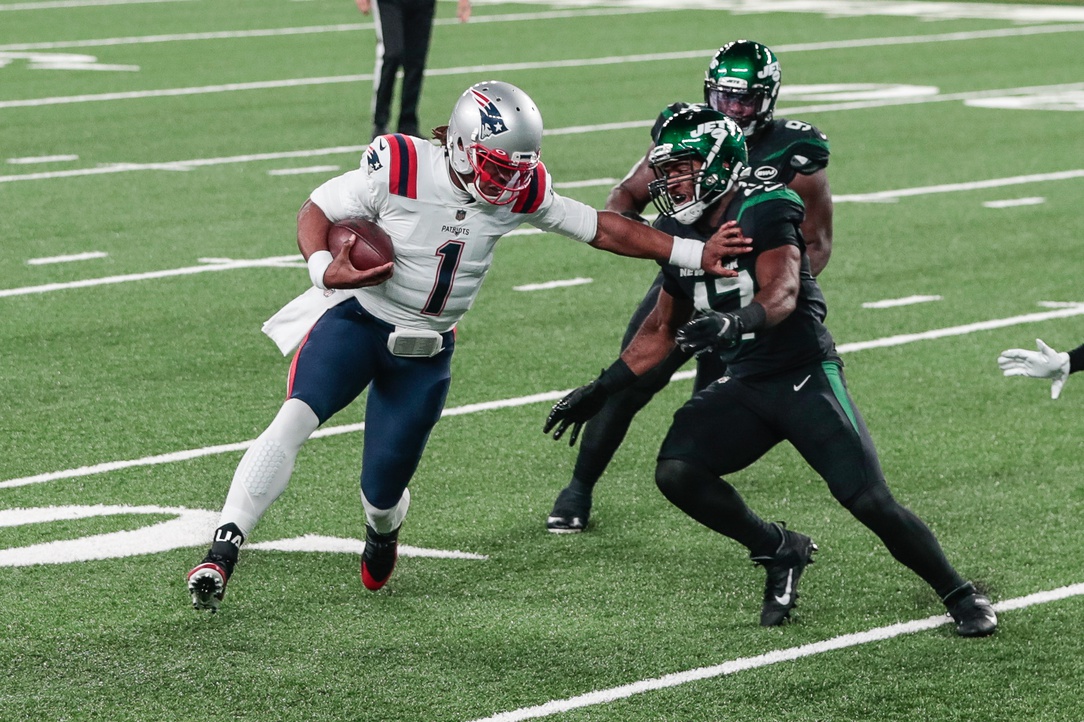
[
  {"xmin": 218, "ymin": 398, "xmax": 320, "ymax": 535},
  {"xmin": 362, "ymin": 488, "xmax": 411, "ymax": 535}
]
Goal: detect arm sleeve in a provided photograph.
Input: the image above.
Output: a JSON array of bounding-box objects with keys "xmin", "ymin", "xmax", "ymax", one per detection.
[
  {"xmin": 528, "ymin": 192, "xmax": 598, "ymax": 243},
  {"xmin": 309, "ymin": 170, "xmax": 377, "ymax": 221},
  {"xmin": 1068, "ymin": 342, "xmax": 1084, "ymax": 374},
  {"xmin": 309, "ymin": 140, "xmax": 389, "ymax": 221}
]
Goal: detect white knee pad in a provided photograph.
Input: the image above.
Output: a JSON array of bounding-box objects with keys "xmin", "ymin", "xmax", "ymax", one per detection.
[
  {"xmin": 219, "ymin": 398, "xmax": 320, "ymax": 535},
  {"xmin": 362, "ymin": 488, "xmax": 411, "ymax": 535}
]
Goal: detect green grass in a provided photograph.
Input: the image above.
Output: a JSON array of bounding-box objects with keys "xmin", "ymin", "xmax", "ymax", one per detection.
[{"xmin": 2, "ymin": 1, "xmax": 1084, "ymax": 720}]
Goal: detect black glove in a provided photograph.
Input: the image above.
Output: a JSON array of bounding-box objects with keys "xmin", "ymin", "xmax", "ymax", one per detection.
[
  {"xmin": 676, "ymin": 311, "xmax": 744, "ymax": 356},
  {"xmin": 544, "ymin": 360, "xmax": 637, "ymax": 446},
  {"xmin": 543, "ymin": 380, "xmax": 610, "ymax": 446}
]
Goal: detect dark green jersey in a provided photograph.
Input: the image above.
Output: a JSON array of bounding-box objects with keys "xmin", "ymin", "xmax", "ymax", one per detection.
[
  {"xmin": 652, "ymin": 102, "xmax": 830, "ymax": 184},
  {"xmin": 656, "ymin": 183, "xmax": 836, "ymax": 379}
]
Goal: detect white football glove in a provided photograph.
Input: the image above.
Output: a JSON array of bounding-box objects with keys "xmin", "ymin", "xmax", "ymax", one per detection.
[{"xmin": 997, "ymin": 338, "xmax": 1071, "ymax": 399}]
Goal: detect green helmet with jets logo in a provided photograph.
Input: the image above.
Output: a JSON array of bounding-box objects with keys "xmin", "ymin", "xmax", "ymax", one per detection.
[
  {"xmin": 703, "ymin": 39, "xmax": 781, "ymax": 137},
  {"xmin": 647, "ymin": 106, "xmax": 747, "ymax": 225}
]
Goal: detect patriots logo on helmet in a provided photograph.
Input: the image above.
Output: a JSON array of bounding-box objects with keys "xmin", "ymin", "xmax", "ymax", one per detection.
[
  {"xmin": 366, "ymin": 146, "xmax": 383, "ymax": 172},
  {"xmin": 470, "ymin": 89, "xmax": 509, "ymax": 141}
]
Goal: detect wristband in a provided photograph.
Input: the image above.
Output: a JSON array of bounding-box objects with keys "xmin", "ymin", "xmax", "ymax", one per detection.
[
  {"xmin": 307, "ymin": 250, "xmax": 333, "ymax": 290},
  {"xmin": 669, "ymin": 236, "xmax": 705, "ymax": 270},
  {"xmin": 598, "ymin": 358, "xmax": 638, "ymax": 393},
  {"xmin": 734, "ymin": 302, "xmax": 767, "ymax": 333}
]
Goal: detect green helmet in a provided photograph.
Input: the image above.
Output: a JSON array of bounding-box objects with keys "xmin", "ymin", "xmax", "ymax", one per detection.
[
  {"xmin": 647, "ymin": 106, "xmax": 747, "ymax": 225},
  {"xmin": 703, "ymin": 40, "xmax": 781, "ymax": 137}
]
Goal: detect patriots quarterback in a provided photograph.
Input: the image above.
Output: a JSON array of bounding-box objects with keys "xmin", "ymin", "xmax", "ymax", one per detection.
[
  {"xmin": 186, "ymin": 81, "xmax": 750, "ymax": 611},
  {"xmin": 546, "ymin": 40, "xmax": 833, "ymax": 534},
  {"xmin": 545, "ymin": 106, "xmax": 997, "ymax": 636}
]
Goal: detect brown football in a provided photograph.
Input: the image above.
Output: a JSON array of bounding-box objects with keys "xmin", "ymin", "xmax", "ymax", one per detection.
[{"xmin": 326, "ymin": 218, "xmax": 394, "ymax": 270}]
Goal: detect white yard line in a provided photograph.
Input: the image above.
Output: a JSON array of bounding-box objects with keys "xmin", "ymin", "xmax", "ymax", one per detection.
[
  {"xmin": 3, "ymin": 24, "xmax": 1083, "ymax": 110},
  {"xmin": 2, "ymin": 303, "xmax": 1082, "ymax": 490},
  {"xmin": 0, "ymin": 256, "xmax": 301, "ymax": 298},
  {"xmin": 475, "ymin": 0, "xmax": 1084, "ymax": 23},
  {"xmin": 25, "ymin": 251, "xmax": 108, "ymax": 265},
  {"xmin": 2, "ymin": 161, "xmax": 1080, "ymax": 297},
  {"xmin": 513, "ymin": 278, "xmax": 593, "ymax": 292},
  {"xmin": 862, "ymin": 295, "xmax": 942, "ymax": 309},
  {"xmin": 832, "ymin": 169, "xmax": 1084, "ymax": 203},
  {"xmin": 0, "ymin": 8, "xmax": 662, "ymax": 51},
  {"xmin": 464, "ymin": 582, "xmax": 1084, "ymax": 722},
  {"xmin": 0, "ymin": 0, "xmax": 192, "ymax": 10}
]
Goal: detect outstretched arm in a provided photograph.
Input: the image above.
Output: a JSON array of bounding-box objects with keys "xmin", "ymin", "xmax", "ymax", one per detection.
[{"xmin": 590, "ymin": 211, "xmax": 750, "ymax": 277}]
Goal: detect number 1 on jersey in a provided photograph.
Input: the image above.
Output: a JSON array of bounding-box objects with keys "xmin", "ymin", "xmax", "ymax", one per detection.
[{"xmin": 422, "ymin": 240, "xmax": 465, "ymax": 316}]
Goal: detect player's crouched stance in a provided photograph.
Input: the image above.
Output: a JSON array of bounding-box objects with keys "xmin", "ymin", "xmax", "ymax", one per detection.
[
  {"xmin": 544, "ymin": 107, "xmax": 997, "ymax": 637},
  {"xmin": 187, "ymin": 81, "xmax": 751, "ymax": 611}
]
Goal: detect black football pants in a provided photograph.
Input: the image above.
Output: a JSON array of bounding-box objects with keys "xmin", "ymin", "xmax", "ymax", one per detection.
[{"xmin": 371, "ymin": 0, "xmax": 436, "ymax": 135}]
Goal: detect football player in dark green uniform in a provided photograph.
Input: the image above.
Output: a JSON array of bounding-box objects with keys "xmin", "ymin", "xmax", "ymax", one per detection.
[
  {"xmin": 547, "ymin": 40, "xmax": 832, "ymax": 533},
  {"xmin": 545, "ymin": 107, "xmax": 997, "ymax": 636}
]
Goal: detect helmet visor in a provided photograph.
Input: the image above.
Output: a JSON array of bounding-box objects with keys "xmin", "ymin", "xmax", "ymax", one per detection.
[
  {"xmin": 705, "ymin": 86, "xmax": 765, "ymax": 132},
  {"xmin": 469, "ymin": 145, "xmax": 538, "ymax": 204}
]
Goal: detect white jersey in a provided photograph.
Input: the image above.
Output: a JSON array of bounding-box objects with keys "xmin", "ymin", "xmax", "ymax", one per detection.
[{"xmin": 307, "ymin": 134, "xmax": 598, "ymax": 333}]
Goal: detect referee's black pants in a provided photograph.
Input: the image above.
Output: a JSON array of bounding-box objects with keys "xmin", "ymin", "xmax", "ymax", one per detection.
[{"xmin": 371, "ymin": 0, "xmax": 437, "ymax": 137}]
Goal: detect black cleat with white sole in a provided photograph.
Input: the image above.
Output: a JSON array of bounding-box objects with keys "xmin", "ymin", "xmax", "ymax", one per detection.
[
  {"xmin": 546, "ymin": 484, "xmax": 592, "ymax": 533},
  {"xmin": 751, "ymin": 522, "xmax": 817, "ymax": 627},
  {"xmin": 944, "ymin": 583, "xmax": 998, "ymax": 637}
]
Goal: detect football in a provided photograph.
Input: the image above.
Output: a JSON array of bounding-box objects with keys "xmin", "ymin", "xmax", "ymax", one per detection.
[{"xmin": 326, "ymin": 218, "xmax": 394, "ymax": 271}]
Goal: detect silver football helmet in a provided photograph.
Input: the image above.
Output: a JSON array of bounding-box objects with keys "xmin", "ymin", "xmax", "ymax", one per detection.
[{"xmin": 446, "ymin": 81, "xmax": 543, "ymax": 205}]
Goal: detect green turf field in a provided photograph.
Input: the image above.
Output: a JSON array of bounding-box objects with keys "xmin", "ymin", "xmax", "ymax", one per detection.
[{"xmin": 2, "ymin": 1, "xmax": 1083, "ymax": 720}]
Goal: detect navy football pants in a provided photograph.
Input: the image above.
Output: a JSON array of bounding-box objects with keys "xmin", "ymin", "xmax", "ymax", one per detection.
[{"xmin": 287, "ymin": 298, "xmax": 454, "ymax": 508}]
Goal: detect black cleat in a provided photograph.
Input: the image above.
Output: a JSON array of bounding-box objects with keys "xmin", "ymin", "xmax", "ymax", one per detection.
[
  {"xmin": 944, "ymin": 584, "xmax": 998, "ymax": 637},
  {"xmin": 751, "ymin": 522, "xmax": 817, "ymax": 627},
  {"xmin": 187, "ymin": 554, "xmax": 233, "ymax": 612},
  {"xmin": 361, "ymin": 524, "xmax": 400, "ymax": 591},
  {"xmin": 546, "ymin": 484, "xmax": 592, "ymax": 533}
]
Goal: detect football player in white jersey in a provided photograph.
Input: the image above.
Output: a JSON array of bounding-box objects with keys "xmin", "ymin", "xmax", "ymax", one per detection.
[{"xmin": 187, "ymin": 80, "xmax": 751, "ymax": 610}]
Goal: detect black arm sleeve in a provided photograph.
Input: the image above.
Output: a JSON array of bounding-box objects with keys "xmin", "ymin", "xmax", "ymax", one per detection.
[{"xmin": 1068, "ymin": 343, "xmax": 1084, "ymax": 374}]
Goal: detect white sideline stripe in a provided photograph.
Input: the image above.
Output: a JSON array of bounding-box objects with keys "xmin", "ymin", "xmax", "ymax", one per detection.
[
  {"xmin": 833, "ymin": 169, "xmax": 1084, "ymax": 203},
  {"xmin": 247, "ymin": 534, "xmax": 488, "ymax": 560},
  {"xmin": 0, "ymin": 390, "xmax": 571, "ymax": 489},
  {"xmin": 0, "ymin": 161, "xmax": 1070, "ymax": 297},
  {"xmin": 513, "ymin": 278, "xmax": 593, "ymax": 292},
  {"xmin": 2, "ymin": 304, "xmax": 1083, "ymax": 490},
  {"xmin": 862, "ymin": 295, "xmax": 942, "ymax": 309},
  {"xmin": 0, "ymin": 0, "xmax": 191, "ymax": 10},
  {"xmin": 267, "ymin": 165, "xmax": 340, "ymax": 176},
  {"xmin": 662, "ymin": 304, "xmax": 1084, "ymax": 383},
  {"xmin": 466, "ymin": 582, "xmax": 1084, "ymax": 722},
  {"xmin": 0, "ymin": 256, "xmax": 301, "ymax": 298},
  {"xmin": 25, "ymin": 251, "xmax": 108, "ymax": 265},
  {"xmin": 0, "ymin": 9, "xmax": 661, "ymax": 51},
  {"xmin": 4, "ymin": 24, "xmax": 1084, "ymax": 110},
  {"xmin": 7, "ymin": 154, "xmax": 78, "ymax": 164},
  {"xmin": 983, "ymin": 196, "xmax": 1045, "ymax": 208}
]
